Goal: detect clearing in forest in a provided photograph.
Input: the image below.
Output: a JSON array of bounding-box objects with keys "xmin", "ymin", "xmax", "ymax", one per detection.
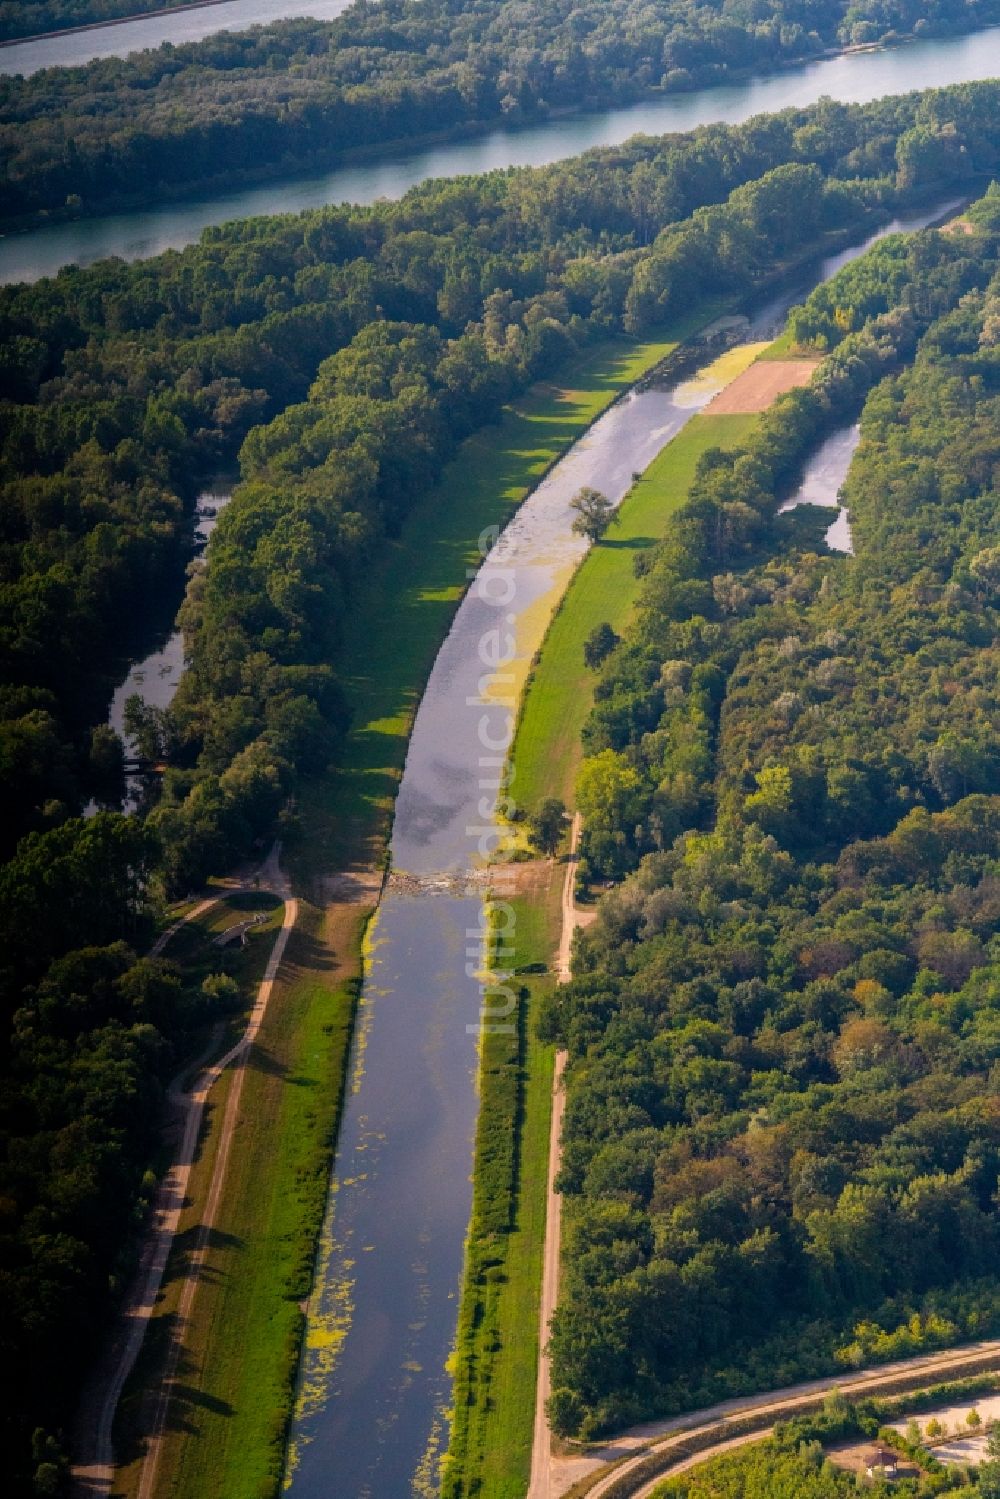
[{"xmin": 705, "ymin": 356, "xmax": 820, "ymax": 412}]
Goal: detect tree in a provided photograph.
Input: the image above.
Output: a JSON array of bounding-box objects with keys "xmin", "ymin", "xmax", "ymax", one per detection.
[
  {"xmin": 529, "ymin": 798, "xmax": 568, "ymax": 857},
  {"xmin": 570, "ymin": 487, "xmax": 616, "ymax": 542},
  {"xmin": 980, "ymin": 1462, "xmax": 1000, "ymax": 1499},
  {"xmin": 583, "ymin": 622, "xmax": 620, "ymax": 669},
  {"xmin": 547, "ymin": 1386, "xmax": 584, "ymax": 1438}
]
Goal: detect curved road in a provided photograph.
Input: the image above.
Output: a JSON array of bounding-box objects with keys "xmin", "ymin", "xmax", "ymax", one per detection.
[
  {"xmin": 580, "ymin": 1338, "xmax": 1000, "ymax": 1498},
  {"xmin": 73, "ymin": 848, "xmax": 297, "ymax": 1498},
  {"xmin": 528, "ymin": 823, "xmax": 1000, "ymax": 1498}
]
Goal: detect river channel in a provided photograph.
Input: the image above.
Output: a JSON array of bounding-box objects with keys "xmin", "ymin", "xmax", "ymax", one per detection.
[
  {"xmin": 282, "ymin": 200, "xmax": 953, "ymax": 1497},
  {"xmin": 0, "ymin": 1, "xmax": 353, "ymax": 75},
  {"xmin": 2, "ymin": 24, "xmax": 999, "ymax": 284},
  {"xmin": 779, "ymin": 423, "xmax": 862, "ymax": 554}
]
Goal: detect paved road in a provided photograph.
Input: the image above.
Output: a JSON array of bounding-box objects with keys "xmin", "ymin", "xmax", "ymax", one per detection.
[
  {"xmin": 573, "ymin": 1339, "xmax": 1000, "ymax": 1498},
  {"xmin": 72, "ymin": 849, "xmax": 296, "ymax": 1498}
]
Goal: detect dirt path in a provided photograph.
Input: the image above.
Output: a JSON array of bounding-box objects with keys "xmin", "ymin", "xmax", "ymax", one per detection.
[
  {"xmin": 72, "ymin": 850, "xmax": 297, "ymax": 1499},
  {"xmin": 529, "ymin": 813, "xmax": 594, "ymax": 1499}
]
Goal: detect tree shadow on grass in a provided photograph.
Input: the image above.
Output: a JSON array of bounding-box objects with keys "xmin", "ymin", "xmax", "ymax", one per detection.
[
  {"xmin": 598, "ymin": 534, "xmax": 656, "ymax": 550},
  {"xmin": 114, "ymin": 1328, "xmax": 236, "ymax": 1462},
  {"xmin": 248, "ymin": 1043, "xmax": 288, "ymax": 1078},
  {"xmin": 161, "ymin": 1224, "xmax": 244, "ymax": 1290},
  {"xmin": 286, "ymin": 925, "xmax": 338, "ymax": 976}
]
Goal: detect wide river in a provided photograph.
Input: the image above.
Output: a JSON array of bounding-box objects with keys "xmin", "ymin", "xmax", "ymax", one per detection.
[
  {"xmin": 2, "ymin": 23, "xmax": 999, "ymax": 284},
  {"xmin": 283, "ymin": 199, "xmax": 954, "ymax": 1497},
  {"xmin": 0, "ymin": 0, "xmax": 353, "ymax": 74}
]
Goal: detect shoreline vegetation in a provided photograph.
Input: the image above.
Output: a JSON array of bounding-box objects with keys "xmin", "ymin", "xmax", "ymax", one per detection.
[
  {"xmin": 108, "ymin": 223, "xmax": 883, "ymax": 1499},
  {"xmin": 110, "ymin": 332, "xmax": 688, "ymax": 1499},
  {"xmin": 0, "ymin": 0, "xmax": 232, "ymax": 49},
  {"xmin": 538, "ymin": 190, "xmax": 1000, "ymax": 1449},
  {"xmin": 444, "ymin": 405, "xmax": 767, "ymax": 1499},
  {"xmin": 4, "ymin": 0, "xmax": 1000, "ymax": 226},
  {"xmin": 447, "ymin": 196, "xmax": 1000, "ymax": 1494},
  {"xmin": 5, "ymin": 82, "xmax": 1000, "ymax": 1496},
  {"xmin": 0, "ymin": 36, "xmax": 945, "ymax": 239}
]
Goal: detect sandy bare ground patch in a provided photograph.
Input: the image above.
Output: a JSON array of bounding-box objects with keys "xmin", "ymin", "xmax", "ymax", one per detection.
[
  {"xmin": 704, "ymin": 357, "xmax": 820, "ymax": 413},
  {"xmin": 825, "ymin": 1438, "xmax": 921, "ymax": 1480}
]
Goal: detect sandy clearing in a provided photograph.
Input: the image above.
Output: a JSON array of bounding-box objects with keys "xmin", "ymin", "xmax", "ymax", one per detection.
[{"xmin": 704, "ymin": 357, "xmax": 820, "ymax": 413}]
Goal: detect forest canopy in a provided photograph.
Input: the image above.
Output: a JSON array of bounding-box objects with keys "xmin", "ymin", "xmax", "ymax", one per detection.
[
  {"xmin": 2, "ymin": 0, "xmax": 999, "ymax": 217},
  {"xmin": 3, "ymin": 79, "xmax": 1000, "ymax": 1494},
  {"xmin": 540, "ymin": 189, "xmax": 1000, "ymax": 1439}
]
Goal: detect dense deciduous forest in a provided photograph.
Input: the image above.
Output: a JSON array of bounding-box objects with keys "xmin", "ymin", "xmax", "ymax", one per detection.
[
  {"xmin": 2, "ymin": 0, "xmax": 998, "ymax": 219},
  {"xmin": 538, "ymin": 187, "xmax": 1000, "ymax": 1440},
  {"xmin": 0, "ymin": 0, "xmax": 179, "ymax": 44},
  {"xmin": 2, "ymin": 80, "xmax": 1000, "ymax": 1494}
]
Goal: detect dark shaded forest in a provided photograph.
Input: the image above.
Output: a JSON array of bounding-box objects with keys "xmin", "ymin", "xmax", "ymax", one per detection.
[
  {"xmin": 539, "ymin": 187, "xmax": 1000, "ymax": 1438},
  {"xmin": 0, "ymin": 0, "xmax": 181, "ymax": 45},
  {"xmin": 2, "ymin": 0, "xmax": 998, "ymax": 219},
  {"xmin": 2, "ymin": 81, "xmax": 1000, "ymax": 1494}
]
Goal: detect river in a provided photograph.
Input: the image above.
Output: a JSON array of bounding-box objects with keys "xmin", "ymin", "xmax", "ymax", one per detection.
[
  {"xmin": 779, "ymin": 423, "xmax": 861, "ymax": 554},
  {"xmin": 283, "ymin": 201, "xmax": 950, "ymax": 1498},
  {"xmin": 100, "ymin": 483, "xmax": 231, "ymax": 810},
  {"xmin": 0, "ymin": 1, "xmax": 353, "ymax": 75},
  {"xmin": 2, "ymin": 24, "xmax": 999, "ymax": 285}
]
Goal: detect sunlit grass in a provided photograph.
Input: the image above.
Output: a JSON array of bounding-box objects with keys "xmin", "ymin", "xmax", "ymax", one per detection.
[{"xmin": 512, "ymin": 410, "xmax": 760, "ymax": 812}]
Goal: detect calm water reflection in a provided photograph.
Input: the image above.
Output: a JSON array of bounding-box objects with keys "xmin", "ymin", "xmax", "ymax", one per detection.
[
  {"xmin": 2, "ymin": 24, "xmax": 998, "ymax": 283},
  {"xmin": 779, "ymin": 423, "xmax": 861, "ymax": 553},
  {"xmin": 285, "ymin": 203, "xmax": 951, "ymax": 1496},
  {"xmin": 0, "ymin": 0, "xmax": 353, "ymax": 75}
]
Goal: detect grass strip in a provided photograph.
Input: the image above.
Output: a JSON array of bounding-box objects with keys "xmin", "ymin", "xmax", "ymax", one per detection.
[
  {"xmin": 512, "ymin": 410, "xmax": 760, "ymax": 812},
  {"xmin": 115, "ymin": 327, "xmax": 699, "ymax": 1499},
  {"xmin": 444, "ymin": 873, "xmax": 562, "ymax": 1499},
  {"xmin": 115, "ymin": 899, "xmax": 367, "ymax": 1499},
  {"xmin": 445, "ymin": 411, "xmax": 764, "ymax": 1499},
  {"xmin": 290, "ymin": 322, "xmax": 709, "ymax": 885}
]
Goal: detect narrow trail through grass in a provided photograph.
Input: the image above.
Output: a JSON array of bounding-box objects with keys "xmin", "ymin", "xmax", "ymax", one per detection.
[{"xmin": 114, "ymin": 328, "xmax": 698, "ymax": 1499}]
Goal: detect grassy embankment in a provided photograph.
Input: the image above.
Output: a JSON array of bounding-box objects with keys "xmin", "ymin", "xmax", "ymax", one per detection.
[
  {"xmin": 112, "ymin": 326, "xmax": 705, "ymax": 1499},
  {"xmin": 444, "ymin": 877, "xmax": 561, "ymax": 1499},
  {"xmin": 113, "ymin": 894, "xmax": 365, "ymax": 1499},
  {"xmin": 514, "ymin": 407, "xmax": 760, "ymax": 811},
  {"xmin": 290, "ymin": 323, "xmax": 711, "ymax": 885},
  {"xmin": 444, "ymin": 388, "xmax": 769, "ymax": 1495}
]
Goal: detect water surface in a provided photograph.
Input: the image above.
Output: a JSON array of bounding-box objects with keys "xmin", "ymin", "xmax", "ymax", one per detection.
[
  {"xmin": 0, "ymin": 0, "xmax": 353, "ymax": 75},
  {"xmin": 104, "ymin": 484, "xmax": 230, "ymax": 808},
  {"xmin": 284, "ymin": 202, "xmax": 952, "ymax": 1497},
  {"xmin": 3, "ymin": 24, "xmax": 998, "ymax": 283},
  {"xmin": 778, "ymin": 423, "xmax": 861, "ymax": 553}
]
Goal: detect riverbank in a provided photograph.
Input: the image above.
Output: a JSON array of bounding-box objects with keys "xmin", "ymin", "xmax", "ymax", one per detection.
[
  {"xmin": 104, "ymin": 891, "xmax": 371, "ymax": 1499},
  {"xmin": 4, "ymin": 21, "xmax": 999, "ymax": 250},
  {"xmin": 0, "ymin": 0, "xmax": 230, "ymax": 49},
  {"xmin": 382, "ymin": 197, "xmax": 964, "ymax": 1498},
  {"xmin": 101, "ymin": 328, "xmax": 688, "ymax": 1499},
  {"xmin": 93, "ymin": 192, "xmax": 970, "ymax": 1495},
  {"xmin": 444, "ymin": 399, "xmax": 769, "ymax": 1498}
]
